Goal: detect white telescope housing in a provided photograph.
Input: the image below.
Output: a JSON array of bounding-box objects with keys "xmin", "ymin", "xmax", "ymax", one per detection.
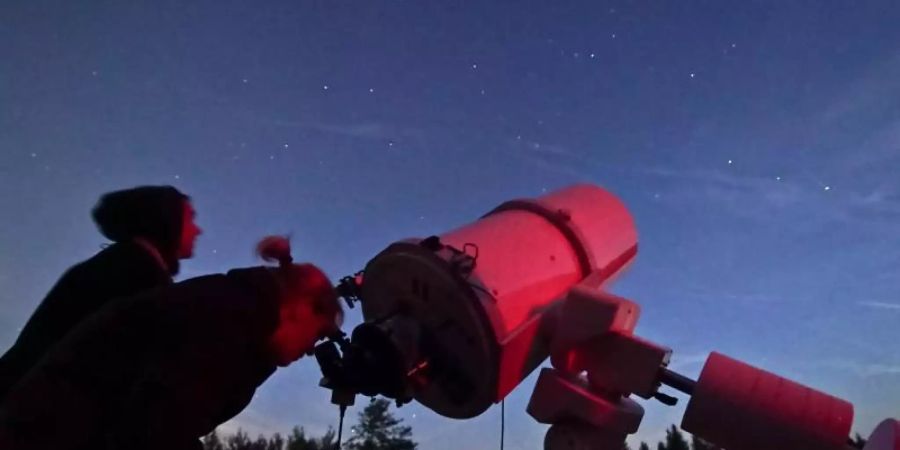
[{"xmin": 357, "ymin": 184, "xmax": 638, "ymax": 418}]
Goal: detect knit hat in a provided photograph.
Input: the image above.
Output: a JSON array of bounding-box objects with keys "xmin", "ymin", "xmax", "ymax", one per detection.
[{"xmin": 92, "ymin": 185, "xmax": 189, "ymax": 275}]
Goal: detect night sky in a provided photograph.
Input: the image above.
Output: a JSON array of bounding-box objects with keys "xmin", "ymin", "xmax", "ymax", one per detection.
[{"xmin": 2, "ymin": 1, "xmax": 899, "ymax": 447}]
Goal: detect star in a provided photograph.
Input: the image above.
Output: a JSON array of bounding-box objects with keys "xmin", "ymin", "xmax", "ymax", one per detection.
[
  {"xmin": 480, "ymin": 89, "xmax": 486, "ymax": 95},
  {"xmin": 573, "ymin": 52, "xmax": 580, "ymax": 58},
  {"xmin": 242, "ymin": 79, "xmax": 248, "ymax": 83},
  {"xmin": 91, "ymin": 71, "xmax": 98, "ymax": 76},
  {"xmin": 269, "ymin": 155, "xmax": 275, "ymax": 160},
  {"xmin": 212, "ymin": 249, "xmax": 218, "ymax": 254},
  {"xmin": 369, "ymin": 88, "xmax": 375, "ymax": 93},
  {"xmin": 727, "ymin": 159, "xmax": 733, "ymax": 164},
  {"xmin": 323, "ymin": 85, "xmax": 329, "ymax": 90},
  {"xmin": 824, "ymin": 185, "xmax": 832, "ymax": 191},
  {"xmin": 174, "ymin": 174, "xmax": 181, "ymax": 180},
  {"xmin": 690, "ymin": 73, "xmax": 696, "ymax": 78},
  {"xmin": 731, "ymin": 43, "xmax": 737, "ymax": 48},
  {"xmin": 611, "ymin": 33, "xmax": 617, "ymax": 39},
  {"xmin": 590, "ymin": 53, "xmax": 596, "ymax": 58},
  {"xmin": 30, "ymin": 152, "xmax": 37, "ymax": 158},
  {"xmin": 283, "ymin": 143, "xmax": 289, "ymax": 148},
  {"xmin": 472, "ymin": 63, "xmax": 478, "ymax": 69},
  {"xmin": 775, "ymin": 176, "xmax": 782, "ymax": 181},
  {"xmin": 388, "ymin": 141, "xmax": 394, "ymax": 147}
]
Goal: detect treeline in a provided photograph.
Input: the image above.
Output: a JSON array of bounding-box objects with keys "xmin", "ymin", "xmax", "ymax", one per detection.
[
  {"xmin": 201, "ymin": 403, "xmax": 868, "ymax": 450},
  {"xmin": 627, "ymin": 425, "xmax": 867, "ymax": 450},
  {"xmin": 202, "ymin": 398, "xmax": 416, "ymax": 450}
]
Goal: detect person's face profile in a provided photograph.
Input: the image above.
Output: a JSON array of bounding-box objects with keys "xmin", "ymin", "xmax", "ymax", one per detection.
[{"xmin": 177, "ymin": 200, "xmax": 202, "ymax": 258}]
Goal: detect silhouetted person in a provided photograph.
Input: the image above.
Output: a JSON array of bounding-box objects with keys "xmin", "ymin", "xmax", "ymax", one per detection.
[
  {"xmin": 0, "ymin": 237, "xmax": 341, "ymax": 450},
  {"xmin": 0, "ymin": 185, "xmax": 202, "ymax": 401}
]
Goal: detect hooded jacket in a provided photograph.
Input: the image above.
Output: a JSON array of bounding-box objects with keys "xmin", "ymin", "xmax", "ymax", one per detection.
[
  {"xmin": 0, "ymin": 267, "xmax": 282, "ymax": 450},
  {"xmin": 0, "ymin": 185, "xmax": 188, "ymax": 402},
  {"xmin": 0, "ymin": 241, "xmax": 171, "ymax": 402}
]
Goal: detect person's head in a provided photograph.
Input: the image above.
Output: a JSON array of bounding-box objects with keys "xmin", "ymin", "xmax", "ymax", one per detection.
[
  {"xmin": 257, "ymin": 236, "xmax": 343, "ymax": 367},
  {"xmin": 92, "ymin": 185, "xmax": 202, "ymax": 274}
]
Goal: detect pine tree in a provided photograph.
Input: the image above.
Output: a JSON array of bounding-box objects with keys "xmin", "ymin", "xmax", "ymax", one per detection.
[
  {"xmin": 638, "ymin": 443, "xmax": 650, "ymax": 450},
  {"xmin": 346, "ymin": 398, "xmax": 417, "ymax": 450},
  {"xmin": 664, "ymin": 425, "xmax": 690, "ymax": 450},
  {"xmin": 251, "ymin": 435, "xmax": 271, "ymax": 450},
  {"xmin": 317, "ymin": 427, "xmax": 337, "ymax": 450},
  {"xmin": 227, "ymin": 429, "xmax": 252, "ymax": 450},
  {"xmin": 689, "ymin": 434, "xmax": 719, "ymax": 450},
  {"xmin": 286, "ymin": 426, "xmax": 321, "ymax": 450},
  {"xmin": 267, "ymin": 433, "xmax": 285, "ymax": 450},
  {"xmin": 203, "ymin": 430, "xmax": 226, "ymax": 450}
]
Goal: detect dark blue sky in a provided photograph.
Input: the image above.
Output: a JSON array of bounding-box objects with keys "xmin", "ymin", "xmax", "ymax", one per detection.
[{"xmin": 2, "ymin": 0, "xmax": 899, "ymax": 447}]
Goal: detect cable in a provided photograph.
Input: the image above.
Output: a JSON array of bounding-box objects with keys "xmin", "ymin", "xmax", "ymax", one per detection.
[
  {"xmin": 500, "ymin": 399, "xmax": 505, "ymax": 450},
  {"xmin": 336, "ymin": 405, "xmax": 347, "ymax": 450}
]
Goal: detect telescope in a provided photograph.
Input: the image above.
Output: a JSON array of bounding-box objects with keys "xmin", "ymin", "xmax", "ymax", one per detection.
[{"xmin": 314, "ymin": 183, "xmax": 899, "ymax": 450}]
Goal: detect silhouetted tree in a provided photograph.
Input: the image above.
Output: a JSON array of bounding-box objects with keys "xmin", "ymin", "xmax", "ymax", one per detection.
[
  {"xmin": 251, "ymin": 434, "xmax": 270, "ymax": 450},
  {"xmin": 203, "ymin": 430, "xmax": 226, "ymax": 450},
  {"xmin": 286, "ymin": 426, "xmax": 323, "ymax": 450},
  {"xmin": 317, "ymin": 427, "xmax": 337, "ymax": 450},
  {"xmin": 689, "ymin": 434, "xmax": 720, "ymax": 450},
  {"xmin": 615, "ymin": 426, "xmax": 728, "ymax": 450},
  {"xmin": 346, "ymin": 398, "xmax": 417, "ymax": 450},
  {"xmin": 267, "ymin": 433, "xmax": 285, "ymax": 450},
  {"xmin": 852, "ymin": 432, "xmax": 867, "ymax": 449},
  {"xmin": 226, "ymin": 430, "xmax": 252, "ymax": 450},
  {"xmin": 208, "ymin": 429, "xmax": 273, "ymax": 450},
  {"xmin": 663, "ymin": 425, "xmax": 690, "ymax": 450},
  {"xmin": 201, "ymin": 425, "xmax": 338, "ymax": 450}
]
